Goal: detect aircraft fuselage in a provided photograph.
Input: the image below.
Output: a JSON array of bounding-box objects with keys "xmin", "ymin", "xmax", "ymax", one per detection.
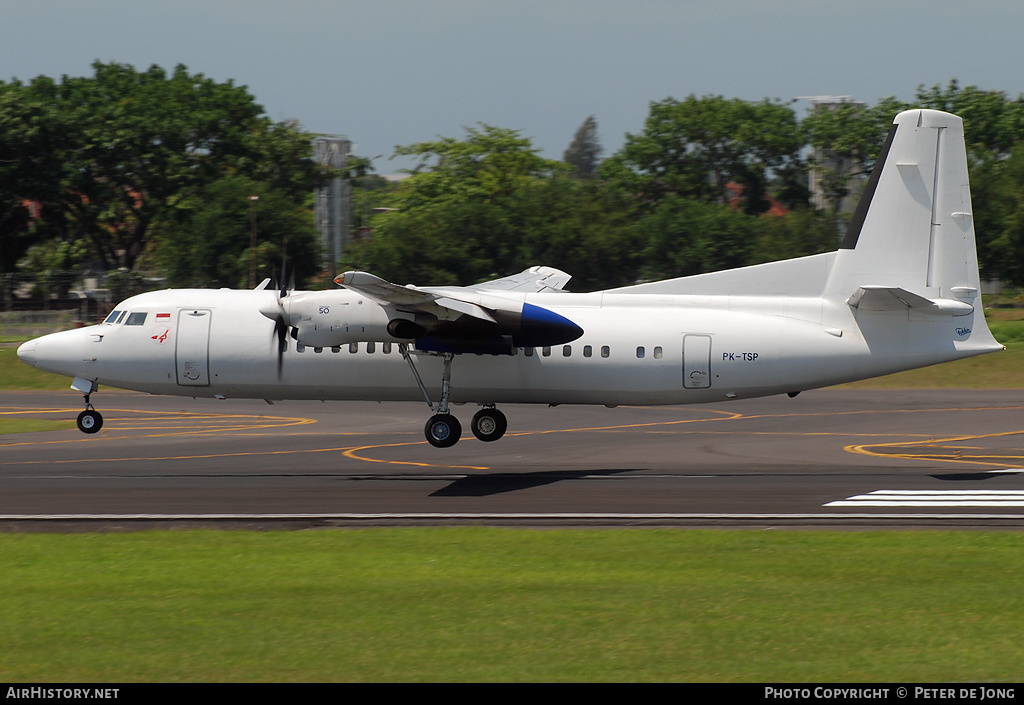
[{"xmin": 18, "ymin": 286, "xmax": 991, "ymax": 407}]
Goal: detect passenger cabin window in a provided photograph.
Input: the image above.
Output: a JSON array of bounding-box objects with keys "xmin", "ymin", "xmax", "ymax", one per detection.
[
  {"xmin": 542, "ymin": 347, "xmax": 551, "ymax": 357},
  {"xmin": 367, "ymin": 342, "xmax": 376, "ymax": 354},
  {"xmin": 104, "ymin": 311, "xmax": 122, "ymax": 324},
  {"xmin": 349, "ymin": 343, "xmax": 359, "ymax": 353},
  {"xmin": 654, "ymin": 346, "xmax": 663, "ymax": 359},
  {"xmin": 562, "ymin": 345, "xmax": 572, "ymax": 357},
  {"xmin": 601, "ymin": 346, "xmax": 610, "ymax": 358},
  {"xmin": 382, "ymin": 342, "xmax": 392, "ymax": 354},
  {"xmin": 583, "ymin": 345, "xmax": 592, "ymax": 358},
  {"xmin": 125, "ymin": 312, "xmax": 148, "ymax": 326},
  {"xmin": 523, "ymin": 347, "xmax": 534, "ymax": 357},
  {"xmin": 636, "ymin": 346, "xmax": 645, "ymax": 359}
]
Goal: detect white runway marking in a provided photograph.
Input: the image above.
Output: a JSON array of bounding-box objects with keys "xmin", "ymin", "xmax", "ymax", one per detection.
[
  {"xmin": 3, "ymin": 511, "xmax": 1024, "ymax": 523},
  {"xmin": 826, "ymin": 490, "xmax": 1024, "ymax": 507}
]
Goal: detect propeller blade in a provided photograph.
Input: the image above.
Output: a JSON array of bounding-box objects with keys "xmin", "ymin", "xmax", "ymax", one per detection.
[
  {"xmin": 274, "ymin": 315, "xmax": 287, "ymax": 378},
  {"xmin": 260, "ymin": 292, "xmax": 289, "ymax": 380}
]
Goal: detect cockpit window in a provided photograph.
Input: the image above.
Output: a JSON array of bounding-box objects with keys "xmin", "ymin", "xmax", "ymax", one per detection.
[
  {"xmin": 125, "ymin": 312, "xmax": 148, "ymax": 326},
  {"xmin": 116, "ymin": 311, "xmax": 128, "ymax": 324},
  {"xmin": 104, "ymin": 311, "xmax": 122, "ymax": 324}
]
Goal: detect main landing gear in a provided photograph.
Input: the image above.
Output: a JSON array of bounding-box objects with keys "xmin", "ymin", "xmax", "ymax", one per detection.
[
  {"xmin": 400, "ymin": 345, "xmax": 507, "ymax": 448},
  {"xmin": 77, "ymin": 392, "xmax": 103, "ymax": 434}
]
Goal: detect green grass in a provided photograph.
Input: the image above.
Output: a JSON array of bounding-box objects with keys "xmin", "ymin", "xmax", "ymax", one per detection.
[
  {"xmin": 0, "ymin": 418, "xmax": 74, "ymax": 434},
  {"xmin": 839, "ymin": 342, "xmax": 1024, "ymax": 388},
  {"xmin": 0, "ymin": 529, "xmax": 1021, "ymax": 682},
  {"xmin": 0, "ymin": 346, "xmax": 70, "ymax": 391},
  {"xmin": 835, "ymin": 317, "xmax": 1024, "ymax": 389}
]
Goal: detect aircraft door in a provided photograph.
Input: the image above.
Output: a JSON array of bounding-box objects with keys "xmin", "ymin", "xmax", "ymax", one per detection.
[
  {"xmin": 176, "ymin": 309, "xmax": 211, "ymax": 387},
  {"xmin": 682, "ymin": 334, "xmax": 712, "ymax": 389}
]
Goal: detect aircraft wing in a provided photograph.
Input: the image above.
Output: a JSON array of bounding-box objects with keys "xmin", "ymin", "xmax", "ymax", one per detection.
[
  {"xmin": 335, "ymin": 271, "xmax": 496, "ymax": 322},
  {"xmin": 333, "ymin": 268, "xmax": 583, "ymax": 352},
  {"xmin": 464, "ymin": 266, "xmax": 571, "ymax": 293},
  {"xmin": 336, "ymin": 266, "xmax": 572, "ymax": 321}
]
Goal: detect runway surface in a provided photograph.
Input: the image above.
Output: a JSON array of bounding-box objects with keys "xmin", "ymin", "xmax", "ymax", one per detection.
[{"xmin": 3, "ymin": 388, "xmax": 1024, "ymax": 529}]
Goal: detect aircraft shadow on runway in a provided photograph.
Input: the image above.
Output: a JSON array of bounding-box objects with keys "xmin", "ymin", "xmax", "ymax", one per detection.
[
  {"xmin": 429, "ymin": 468, "xmax": 639, "ymax": 497},
  {"xmin": 933, "ymin": 472, "xmax": 1005, "ymax": 482}
]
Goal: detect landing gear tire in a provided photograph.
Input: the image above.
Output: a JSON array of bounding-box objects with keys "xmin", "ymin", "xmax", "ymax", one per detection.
[
  {"xmin": 77, "ymin": 409, "xmax": 103, "ymax": 434},
  {"xmin": 425, "ymin": 413, "xmax": 462, "ymax": 448},
  {"xmin": 471, "ymin": 408, "xmax": 507, "ymax": 442}
]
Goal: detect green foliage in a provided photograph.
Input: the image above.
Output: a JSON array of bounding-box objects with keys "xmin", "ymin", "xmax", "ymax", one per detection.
[
  {"xmin": 635, "ymin": 197, "xmax": 755, "ymax": 280},
  {"xmin": 562, "ymin": 115, "xmax": 602, "ymax": 178},
  {"xmin": 802, "ymin": 100, "xmax": 906, "ymax": 216},
  {"xmin": 975, "ymin": 144, "xmax": 1024, "ymax": 284},
  {"xmin": 343, "ymin": 125, "xmax": 636, "ymax": 290},
  {"xmin": 914, "ymin": 79, "xmax": 1024, "ymax": 158},
  {"xmin": 7, "ymin": 71, "xmax": 1024, "ymax": 292},
  {"xmin": 749, "ymin": 207, "xmax": 844, "ymax": 264},
  {"xmin": 603, "ymin": 95, "xmax": 803, "ymax": 208},
  {"xmin": 0, "ymin": 62, "xmax": 321, "ymax": 286},
  {"xmin": 149, "ymin": 175, "xmax": 320, "ymax": 289}
]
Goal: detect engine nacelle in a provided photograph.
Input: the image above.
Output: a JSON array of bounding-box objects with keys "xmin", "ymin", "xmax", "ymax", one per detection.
[
  {"xmin": 278, "ymin": 291, "xmax": 413, "ymax": 347},
  {"xmin": 261, "ymin": 288, "xmax": 583, "ymax": 350}
]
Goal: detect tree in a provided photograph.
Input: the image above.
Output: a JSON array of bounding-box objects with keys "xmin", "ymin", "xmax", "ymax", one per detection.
[
  {"xmin": 147, "ymin": 175, "xmax": 319, "ymax": 289},
  {"xmin": 0, "ymin": 79, "xmax": 67, "ymax": 270},
  {"xmin": 343, "ymin": 125, "xmax": 569, "ymax": 285},
  {"xmin": 914, "ymin": 80, "xmax": 1024, "ymax": 159},
  {"xmin": 341, "ymin": 125, "xmax": 638, "ymax": 290},
  {"xmin": 801, "ymin": 98, "xmax": 908, "ymax": 218},
  {"xmin": 969, "ymin": 143, "xmax": 1024, "ymax": 284},
  {"xmin": 563, "ymin": 115, "xmax": 602, "ymax": 178},
  {"xmin": 633, "ymin": 196, "xmax": 755, "ymax": 281},
  {"xmin": 0, "ymin": 62, "xmax": 322, "ymax": 279},
  {"xmin": 601, "ymin": 95, "xmax": 803, "ymax": 208}
]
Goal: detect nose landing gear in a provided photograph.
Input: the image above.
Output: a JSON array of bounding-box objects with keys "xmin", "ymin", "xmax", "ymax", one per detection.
[{"xmin": 77, "ymin": 393, "xmax": 103, "ymax": 434}]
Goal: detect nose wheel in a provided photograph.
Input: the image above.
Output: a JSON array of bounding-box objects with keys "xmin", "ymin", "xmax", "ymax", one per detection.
[{"xmin": 76, "ymin": 393, "xmax": 103, "ymax": 434}]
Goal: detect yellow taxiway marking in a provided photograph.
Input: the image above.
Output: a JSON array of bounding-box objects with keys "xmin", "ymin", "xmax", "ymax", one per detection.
[
  {"xmin": 340, "ymin": 411, "xmax": 744, "ymax": 469},
  {"xmin": 845, "ymin": 429, "xmax": 1024, "ymax": 468},
  {"xmin": 342, "ymin": 443, "xmax": 489, "ymax": 471},
  {"xmin": 6, "ymin": 402, "xmax": 1024, "ymax": 472},
  {"xmin": 0, "ymin": 408, "xmax": 317, "ymax": 451}
]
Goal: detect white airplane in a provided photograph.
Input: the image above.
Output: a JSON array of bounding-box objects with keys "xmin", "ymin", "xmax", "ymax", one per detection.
[{"xmin": 17, "ymin": 109, "xmax": 1004, "ymax": 447}]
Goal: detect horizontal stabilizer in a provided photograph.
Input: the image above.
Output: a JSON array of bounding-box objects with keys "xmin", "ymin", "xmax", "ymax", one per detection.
[{"xmin": 847, "ymin": 286, "xmax": 973, "ymax": 317}]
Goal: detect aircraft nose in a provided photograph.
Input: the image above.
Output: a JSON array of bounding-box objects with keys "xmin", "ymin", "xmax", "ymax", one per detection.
[
  {"xmin": 17, "ymin": 340, "xmax": 37, "ymax": 366},
  {"xmin": 16, "ymin": 328, "xmax": 98, "ymax": 377}
]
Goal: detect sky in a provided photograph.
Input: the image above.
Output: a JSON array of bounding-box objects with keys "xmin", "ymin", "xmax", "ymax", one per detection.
[{"xmin": 3, "ymin": 1, "xmax": 1024, "ymax": 173}]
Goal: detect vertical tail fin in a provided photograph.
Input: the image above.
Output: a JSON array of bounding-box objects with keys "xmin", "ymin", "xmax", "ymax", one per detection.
[
  {"xmin": 826, "ymin": 109, "xmax": 979, "ymax": 299},
  {"xmin": 827, "ymin": 109, "xmax": 1001, "ymax": 355}
]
